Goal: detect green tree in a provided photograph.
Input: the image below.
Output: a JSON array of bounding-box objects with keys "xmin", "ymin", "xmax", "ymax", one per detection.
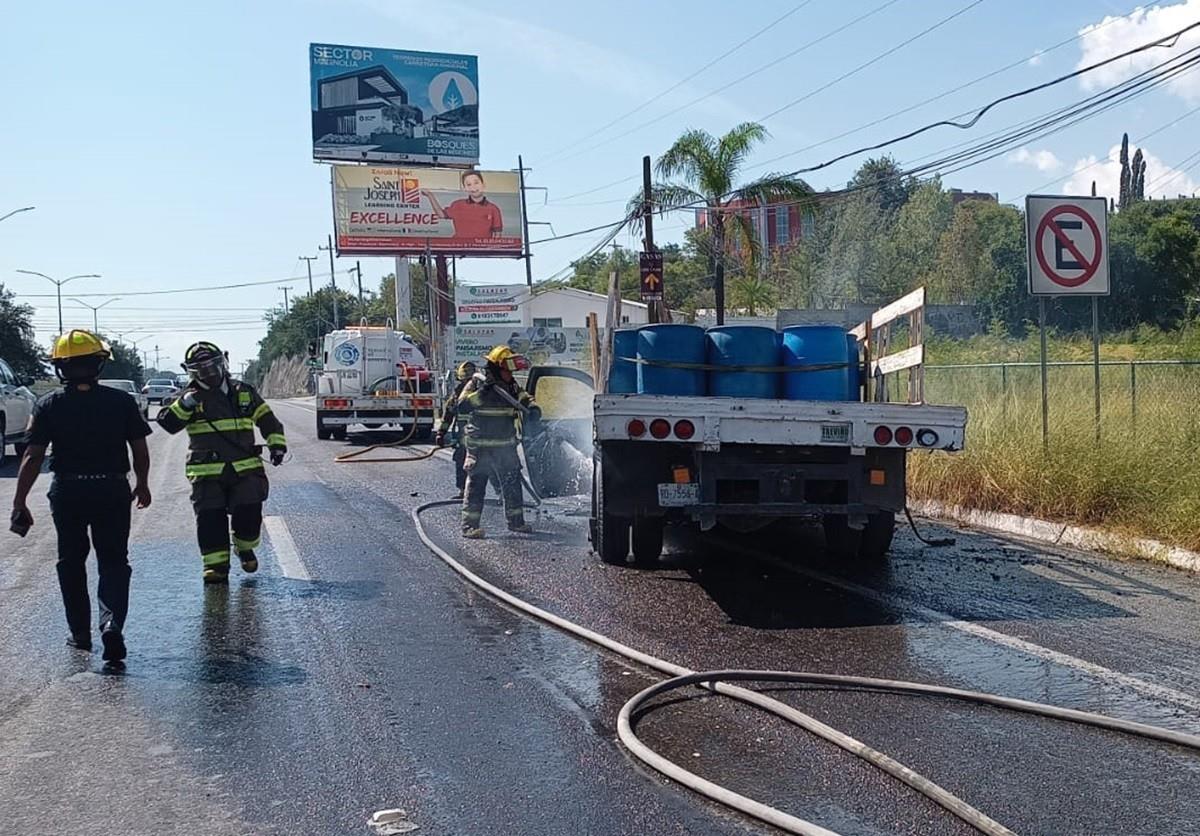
[
  {"xmin": 0, "ymin": 283, "xmax": 43, "ymax": 380},
  {"xmin": 101, "ymin": 338, "xmax": 146, "ymax": 385},
  {"xmin": 848, "ymin": 155, "xmax": 917, "ymax": 216},
  {"xmin": 729, "ymin": 274, "xmax": 776, "ymax": 316},
  {"xmin": 879, "ymin": 179, "xmax": 954, "ymax": 300},
  {"xmin": 633, "ymin": 122, "xmax": 816, "ymax": 324}
]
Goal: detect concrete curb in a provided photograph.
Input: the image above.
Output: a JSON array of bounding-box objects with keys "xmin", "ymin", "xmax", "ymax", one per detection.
[{"xmin": 910, "ymin": 500, "xmax": 1200, "ymax": 574}]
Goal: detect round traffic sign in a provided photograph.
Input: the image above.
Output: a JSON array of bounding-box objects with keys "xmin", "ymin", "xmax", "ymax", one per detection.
[{"xmin": 1034, "ymin": 205, "xmax": 1103, "ymax": 288}]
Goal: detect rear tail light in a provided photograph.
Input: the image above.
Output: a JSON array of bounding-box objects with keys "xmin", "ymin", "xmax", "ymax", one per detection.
[
  {"xmin": 673, "ymin": 420, "xmax": 695, "ymax": 440},
  {"xmin": 323, "ymin": 398, "xmax": 351, "ymax": 409},
  {"xmin": 649, "ymin": 419, "xmax": 671, "ymax": 439},
  {"xmin": 894, "ymin": 426, "xmax": 914, "ymax": 446},
  {"xmin": 627, "ymin": 419, "xmax": 646, "ymax": 438},
  {"xmin": 917, "ymin": 428, "xmax": 939, "ymax": 447},
  {"xmin": 873, "ymin": 426, "xmax": 893, "ymax": 445}
]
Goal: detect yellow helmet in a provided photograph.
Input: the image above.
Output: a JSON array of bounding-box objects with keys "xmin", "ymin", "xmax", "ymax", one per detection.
[
  {"xmin": 456, "ymin": 361, "xmax": 477, "ymax": 381},
  {"xmin": 485, "ymin": 345, "xmax": 529, "ymax": 372},
  {"xmin": 51, "ymin": 329, "xmax": 111, "ymax": 361}
]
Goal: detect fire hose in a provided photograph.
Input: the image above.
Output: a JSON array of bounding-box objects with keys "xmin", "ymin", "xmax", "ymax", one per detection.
[{"xmin": 411, "ymin": 498, "xmax": 1200, "ymax": 836}]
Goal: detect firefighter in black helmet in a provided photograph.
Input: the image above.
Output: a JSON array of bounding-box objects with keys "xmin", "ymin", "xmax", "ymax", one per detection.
[
  {"xmin": 11, "ymin": 330, "xmax": 152, "ymax": 663},
  {"xmin": 435, "ymin": 360, "xmax": 477, "ymax": 498},
  {"xmin": 157, "ymin": 341, "xmax": 287, "ymax": 583}
]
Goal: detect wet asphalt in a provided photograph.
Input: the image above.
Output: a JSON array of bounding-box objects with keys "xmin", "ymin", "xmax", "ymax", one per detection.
[{"xmin": 1, "ymin": 398, "xmax": 1198, "ymax": 835}]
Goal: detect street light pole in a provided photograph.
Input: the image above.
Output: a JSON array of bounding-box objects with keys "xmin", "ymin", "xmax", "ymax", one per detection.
[
  {"xmin": 0, "ymin": 206, "xmax": 35, "ymax": 224},
  {"xmin": 70, "ymin": 297, "xmax": 121, "ymax": 333},
  {"xmin": 16, "ymin": 270, "xmax": 101, "ymax": 334},
  {"xmin": 278, "ymin": 286, "xmax": 291, "ymax": 314},
  {"xmin": 318, "ymin": 235, "xmax": 338, "ymax": 329}
]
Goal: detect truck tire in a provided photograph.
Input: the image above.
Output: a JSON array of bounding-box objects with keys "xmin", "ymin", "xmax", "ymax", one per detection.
[
  {"xmin": 592, "ymin": 456, "xmax": 630, "ymax": 565},
  {"xmin": 822, "ymin": 512, "xmax": 895, "ymax": 561},
  {"xmin": 631, "ymin": 518, "xmax": 664, "ymax": 566},
  {"xmin": 331, "ymin": 426, "xmax": 348, "ymax": 441},
  {"xmin": 316, "ymin": 413, "xmax": 332, "ymax": 440}
]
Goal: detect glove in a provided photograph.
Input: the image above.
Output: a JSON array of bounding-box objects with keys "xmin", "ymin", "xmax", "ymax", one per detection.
[
  {"xmin": 270, "ymin": 447, "xmax": 286, "ymax": 467},
  {"xmin": 180, "ymin": 390, "xmax": 198, "ymax": 409},
  {"xmin": 435, "ymin": 432, "xmax": 446, "ymax": 447}
]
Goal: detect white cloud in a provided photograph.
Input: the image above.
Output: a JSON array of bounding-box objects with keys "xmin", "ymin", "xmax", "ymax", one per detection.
[
  {"xmin": 1029, "ymin": 49, "xmax": 1044, "ymax": 67},
  {"xmin": 1076, "ymin": 1, "xmax": 1200, "ymax": 102},
  {"xmin": 1063, "ymin": 143, "xmax": 1200, "ymax": 199},
  {"xmin": 1008, "ymin": 147, "xmax": 1063, "ymax": 172}
]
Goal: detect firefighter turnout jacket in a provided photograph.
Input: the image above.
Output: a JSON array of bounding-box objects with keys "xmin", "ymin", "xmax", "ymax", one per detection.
[
  {"xmin": 456, "ymin": 372, "xmax": 535, "ymax": 450},
  {"xmin": 158, "ymin": 380, "xmax": 287, "ymax": 481}
]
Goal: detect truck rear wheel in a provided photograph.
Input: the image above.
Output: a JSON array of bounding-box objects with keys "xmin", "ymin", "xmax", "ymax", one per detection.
[
  {"xmin": 631, "ymin": 518, "xmax": 664, "ymax": 566},
  {"xmin": 822, "ymin": 512, "xmax": 895, "ymax": 562},
  {"xmin": 593, "ymin": 456, "xmax": 631, "ymax": 565},
  {"xmin": 331, "ymin": 426, "xmax": 348, "ymax": 441},
  {"xmin": 316, "ymin": 411, "xmax": 333, "ymax": 440}
]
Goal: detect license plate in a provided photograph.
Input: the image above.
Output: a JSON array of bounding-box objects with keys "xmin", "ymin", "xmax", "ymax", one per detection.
[
  {"xmin": 657, "ymin": 482, "xmax": 699, "ymax": 507},
  {"xmin": 821, "ymin": 423, "xmax": 851, "ymax": 444}
]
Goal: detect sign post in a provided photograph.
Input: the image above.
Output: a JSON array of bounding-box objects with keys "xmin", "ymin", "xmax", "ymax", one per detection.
[
  {"xmin": 1025, "ymin": 194, "xmax": 1111, "ymax": 448},
  {"xmin": 639, "ymin": 251, "xmax": 664, "ymax": 302}
]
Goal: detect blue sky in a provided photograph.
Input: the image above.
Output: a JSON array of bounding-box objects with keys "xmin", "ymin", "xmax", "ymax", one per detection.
[{"xmin": 3, "ymin": 0, "xmax": 1199, "ymax": 369}]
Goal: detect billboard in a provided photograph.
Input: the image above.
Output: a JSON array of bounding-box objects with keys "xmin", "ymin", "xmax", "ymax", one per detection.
[
  {"xmin": 333, "ymin": 166, "xmax": 524, "ymax": 256},
  {"xmin": 454, "ymin": 283, "xmax": 527, "ymax": 325},
  {"xmin": 310, "ymin": 43, "xmax": 479, "ymax": 166},
  {"xmin": 451, "ymin": 326, "xmax": 596, "ymax": 369}
]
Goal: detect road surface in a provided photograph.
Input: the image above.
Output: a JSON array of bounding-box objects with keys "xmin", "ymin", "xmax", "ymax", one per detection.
[{"xmin": 2, "ymin": 398, "xmax": 1198, "ymax": 835}]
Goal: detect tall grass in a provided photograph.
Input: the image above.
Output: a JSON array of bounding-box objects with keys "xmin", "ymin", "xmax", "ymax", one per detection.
[{"xmin": 909, "ymin": 359, "xmax": 1200, "ymax": 551}]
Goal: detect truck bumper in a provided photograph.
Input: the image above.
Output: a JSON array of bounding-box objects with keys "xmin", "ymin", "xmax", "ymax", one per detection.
[{"xmin": 318, "ymin": 410, "xmax": 435, "ymax": 426}]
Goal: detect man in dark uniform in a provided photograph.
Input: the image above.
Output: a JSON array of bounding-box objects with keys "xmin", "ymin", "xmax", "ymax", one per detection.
[
  {"xmin": 10, "ymin": 330, "xmax": 152, "ymax": 663},
  {"xmin": 435, "ymin": 360, "xmax": 476, "ymax": 498},
  {"xmin": 157, "ymin": 341, "xmax": 286, "ymax": 584}
]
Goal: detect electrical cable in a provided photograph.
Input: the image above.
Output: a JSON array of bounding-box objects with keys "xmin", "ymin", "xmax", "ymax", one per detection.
[
  {"xmin": 12, "ymin": 270, "xmax": 345, "ymax": 299},
  {"xmin": 412, "ymin": 498, "xmax": 1200, "ymax": 835}
]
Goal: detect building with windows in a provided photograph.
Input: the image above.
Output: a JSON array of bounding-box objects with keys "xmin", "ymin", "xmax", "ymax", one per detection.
[
  {"xmin": 525, "ymin": 286, "xmax": 648, "ymax": 328},
  {"xmin": 694, "ymin": 198, "xmax": 815, "ymax": 254},
  {"xmin": 312, "ymin": 66, "xmax": 423, "ymax": 140}
]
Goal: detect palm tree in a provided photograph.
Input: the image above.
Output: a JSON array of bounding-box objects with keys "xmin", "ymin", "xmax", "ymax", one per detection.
[
  {"xmin": 730, "ymin": 274, "xmax": 776, "ymax": 317},
  {"xmin": 630, "ymin": 122, "xmax": 816, "ymax": 324}
]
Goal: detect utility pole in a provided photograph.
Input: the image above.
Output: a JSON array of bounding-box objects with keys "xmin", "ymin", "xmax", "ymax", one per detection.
[
  {"xmin": 299, "ymin": 255, "xmax": 317, "ymax": 296},
  {"xmin": 642, "ymin": 155, "xmax": 660, "ymax": 324},
  {"xmin": 355, "ymin": 260, "xmax": 365, "ymax": 322},
  {"xmin": 154, "ymin": 345, "xmax": 161, "ymax": 371},
  {"xmin": 319, "ymin": 235, "xmax": 339, "ymax": 329},
  {"xmin": 518, "ymin": 156, "xmax": 534, "ymax": 287},
  {"xmin": 278, "ymin": 286, "xmax": 291, "ymax": 314}
]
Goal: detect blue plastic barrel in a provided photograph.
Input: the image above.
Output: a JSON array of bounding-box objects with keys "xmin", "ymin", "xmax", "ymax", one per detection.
[
  {"xmin": 637, "ymin": 324, "xmax": 706, "ymax": 395},
  {"xmin": 780, "ymin": 325, "xmax": 856, "ymax": 401},
  {"xmin": 706, "ymin": 326, "xmax": 779, "ymax": 398},
  {"xmin": 607, "ymin": 328, "xmax": 639, "ymax": 394}
]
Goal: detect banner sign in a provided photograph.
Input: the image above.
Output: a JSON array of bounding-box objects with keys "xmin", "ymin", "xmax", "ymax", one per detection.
[
  {"xmin": 451, "ymin": 326, "xmax": 596, "ymax": 369},
  {"xmin": 333, "ymin": 166, "xmax": 523, "ymax": 256},
  {"xmin": 311, "ymin": 43, "xmax": 479, "ymax": 166},
  {"xmin": 454, "ymin": 283, "xmax": 527, "ymax": 325},
  {"xmin": 639, "ymin": 251, "xmax": 664, "ymax": 301}
]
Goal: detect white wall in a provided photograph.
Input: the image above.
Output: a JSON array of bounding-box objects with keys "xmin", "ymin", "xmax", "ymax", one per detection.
[{"xmin": 522, "ymin": 288, "xmax": 649, "ymax": 328}]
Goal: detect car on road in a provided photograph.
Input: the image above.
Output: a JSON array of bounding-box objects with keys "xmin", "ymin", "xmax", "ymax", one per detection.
[
  {"xmin": 100, "ymin": 379, "xmax": 150, "ymax": 418},
  {"xmin": 142, "ymin": 378, "xmax": 180, "ymax": 404},
  {"xmin": 0, "ymin": 358, "xmax": 37, "ymax": 466}
]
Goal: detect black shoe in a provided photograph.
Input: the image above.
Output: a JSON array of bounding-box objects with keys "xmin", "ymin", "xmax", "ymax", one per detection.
[
  {"xmin": 66, "ymin": 633, "xmax": 92, "ymax": 651},
  {"xmin": 101, "ymin": 629, "xmax": 127, "ymax": 662},
  {"xmin": 237, "ymin": 549, "xmax": 258, "ymax": 574}
]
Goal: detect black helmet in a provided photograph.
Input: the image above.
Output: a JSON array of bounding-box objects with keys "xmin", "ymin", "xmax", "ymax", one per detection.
[{"xmin": 182, "ymin": 341, "xmax": 227, "ymax": 389}]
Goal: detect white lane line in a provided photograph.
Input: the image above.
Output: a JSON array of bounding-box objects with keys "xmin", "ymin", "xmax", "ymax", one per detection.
[
  {"xmin": 263, "ymin": 516, "xmax": 312, "ymax": 581},
  {"xmin": 732, "ymin": 543, "xmax": 1200, "ymax": 715}
]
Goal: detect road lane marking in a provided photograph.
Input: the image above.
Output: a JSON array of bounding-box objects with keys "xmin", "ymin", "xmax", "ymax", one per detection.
[
  {"xmin": 263, "ymin": 516, "xmax": 312, "ymax": 581},
  {"xmin": 728, "ymin": 542, "xmax": 1200, "ymax": 715}
]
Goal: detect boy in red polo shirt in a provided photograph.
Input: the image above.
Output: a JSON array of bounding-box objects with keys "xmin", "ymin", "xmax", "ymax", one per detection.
[{"xmin": 424, "ymin": 171, "xmax": 503, "ymax": 240}]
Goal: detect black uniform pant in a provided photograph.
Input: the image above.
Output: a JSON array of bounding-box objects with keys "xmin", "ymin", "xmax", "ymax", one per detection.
[
  {"xmin": 49, "ymin": 478, "xmax": 132, "ymax": 635},
  {"xmin": 191, "ymin": 468, "xmax": 269, "ymax": 572},
  {"xmin": 461, "ymin": 445, "xmax": 525, "ymax": 532},
  {"xmin": 452, "ymin": 442, "xmax": 468, "ymax": 491}
]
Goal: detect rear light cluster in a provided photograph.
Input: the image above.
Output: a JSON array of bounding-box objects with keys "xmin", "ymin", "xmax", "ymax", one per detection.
[
  {"xmin": 627, "ymin": 418, "xmax": 696, "ymax": 441},
  {"xmin": 323, "ymin": 398, "xmax": 351, "ymax": 409},
  {"xmin": 872, "ymin": 425, "xmax": 939, "ymax": 448}
]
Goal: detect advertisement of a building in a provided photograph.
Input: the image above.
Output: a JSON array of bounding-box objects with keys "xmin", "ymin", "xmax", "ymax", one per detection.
[
  {"xmin": 333, "ymin": 166, "xmax": 523, "ymax": 256},
  {"xmin": 454, "ymin": 283, "xmax": 527, "ymax": 324},
  {"xmin": 311, "ymin": 44, "xmax": 479, "ymax": 166},
  {"xmin": 451, "ymin": 326, "xmax": 596, "ymax": 369}
]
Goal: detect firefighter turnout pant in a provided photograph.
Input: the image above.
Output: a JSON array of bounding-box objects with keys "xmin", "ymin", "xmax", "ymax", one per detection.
[
  {"xmin": 189, "ymin": 462, "xmax": 269, "ymax": 575},
  {"xmin": 49, "ymin": 476, "xmax": 133, "ymax": 635},
  {"xmin": 461, "ymin": 444, "xmax": 526, "ymax": 533}
]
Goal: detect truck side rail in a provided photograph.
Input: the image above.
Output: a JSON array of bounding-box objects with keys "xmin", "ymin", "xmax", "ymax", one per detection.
[{"xmin": 850, "ymin": 287, "xmax": 926, "ymax": 405}]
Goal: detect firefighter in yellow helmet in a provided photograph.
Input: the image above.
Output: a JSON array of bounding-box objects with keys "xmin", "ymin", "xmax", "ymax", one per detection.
[
  {"xmin": 157, "ymin": 341, "xmax": 287, "ymax": 583},
  {"xmin": 11, "ymin": 330, "xmax": 152, "ymax": 663},
  {"xmin": 456, "ymin": 346, "xmax": 540, "ymax": 538},
  {"xmin": 435, "ymin": 361, "xmax": 477, "ymax": 498}
]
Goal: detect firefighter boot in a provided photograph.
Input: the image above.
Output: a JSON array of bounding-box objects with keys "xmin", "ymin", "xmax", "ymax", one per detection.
[
  {"xmin": 237, "ymin": 549, "xmax": 259, "ymax": 574},
  {"xmin": 463, "ymin": 528, "xmax": 486, "ymax": 540}
]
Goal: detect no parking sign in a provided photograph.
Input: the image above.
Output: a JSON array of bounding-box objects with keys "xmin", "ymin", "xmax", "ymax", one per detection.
[{"xmin": 1025, "ymin": 195, "xmax": 1110, "ymax": 295}]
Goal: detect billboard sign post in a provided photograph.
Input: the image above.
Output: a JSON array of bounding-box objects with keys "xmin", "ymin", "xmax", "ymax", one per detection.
[
  {"xmin": 310, "ymin": 44, "xmax": 479, "ymax": 166},
  {"xmin": 333, "ymin": 166, "xmax": 524, "ymax": 256},
  {"xmin": 1025, "ymin": 194, "xmax": 1111, "ymax": 448},
  {"xmin": 454, "ymin": 283, "xmax": 527, "ymax": 326},
  {"xmin": 451, "ymin": 326, "xmax": 596, "ymax": 369}
]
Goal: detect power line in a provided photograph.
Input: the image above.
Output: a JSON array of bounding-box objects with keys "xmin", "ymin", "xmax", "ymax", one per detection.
[
  {"xmin": 537, "ymin": 0, "xmax": 818, "ymax": 164},
  {"xmin": 10, "ymin": 269, "xmax": 348, "ymax": 298}
]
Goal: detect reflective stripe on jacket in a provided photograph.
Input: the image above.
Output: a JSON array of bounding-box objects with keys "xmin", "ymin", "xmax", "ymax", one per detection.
[{"xmin": 158, "ymin": 379, "xmax": 286, "ymax": 479}]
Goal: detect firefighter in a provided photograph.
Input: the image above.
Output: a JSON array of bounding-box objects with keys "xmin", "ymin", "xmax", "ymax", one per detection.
[
  {"xmin": 157, "ymin": 341, "xmax": 287, "ymax": 584},
  {"xmin": 435, "ymin": 360, "xmax": 477, "ymax": 499},
  {"xmin": 456, "ymin": 346, "xmax": 540, "ymax": 539},
  {"xmin": 10, "ymin": 330, "xmax": 152, "ymax": 662}
]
